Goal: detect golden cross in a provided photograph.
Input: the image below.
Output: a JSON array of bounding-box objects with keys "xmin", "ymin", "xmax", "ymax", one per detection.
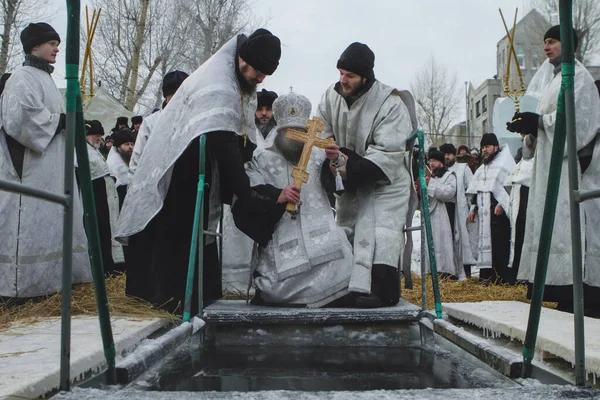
[{"xmin": 285, "ymin": 116, "xmax": 332, "ymax": 218}]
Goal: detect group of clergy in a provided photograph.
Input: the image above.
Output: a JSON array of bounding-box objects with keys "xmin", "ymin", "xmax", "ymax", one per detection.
[
  {"xmin": 423, "ymin": 25, "xmax": 600, "ymax": 317},
  {"xmin": 2, "ymin": 22, "xmax": 600, "ymax": 317}
]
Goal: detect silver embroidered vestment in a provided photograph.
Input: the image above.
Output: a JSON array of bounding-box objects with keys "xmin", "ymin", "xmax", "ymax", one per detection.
[{"xmin": 0, "ymin": 65, "xmax": 91, "ymax": 297}]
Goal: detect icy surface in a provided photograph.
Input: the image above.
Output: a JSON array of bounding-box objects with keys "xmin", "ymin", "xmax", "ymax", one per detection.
[
  {"xmin": 52, "ymin": 386, "xmax": 600, "ymax": 399},
  {"xmin": 0, "ymin": 316, "xmax": 168, "ymax": 399},
  {"xmin": 444, "ymin": 301, "xmax": 600, "ymax": 377},
  {"xmin": 192, "ymin": 317, "xmax": 206, "ymax": 334}
]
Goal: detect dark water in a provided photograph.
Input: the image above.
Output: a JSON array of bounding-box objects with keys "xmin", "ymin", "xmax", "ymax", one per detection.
[{"xmin": 135, "ymin": 344, "xmax": 511, "ymax": 392}]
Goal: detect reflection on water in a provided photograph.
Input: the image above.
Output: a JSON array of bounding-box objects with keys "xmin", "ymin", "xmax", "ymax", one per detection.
[{"xmin": 136, "ymin": 345, "xmax": 510, "ymax": 392}]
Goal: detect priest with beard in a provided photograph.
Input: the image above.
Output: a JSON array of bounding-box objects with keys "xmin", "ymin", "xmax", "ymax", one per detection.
[
  {"xmin": 232, "ymin": 91, "xmax": 355, "ymax": 307},
  {"xmin": 466, "ymin": 134, "xmax": 516, "ymax": 284},
  {"xmin": 440, "ymin": 143, "xmax": 477, "ymax": 278},
  {"xmin": 254, "ymin": 88, "xmax": 278, "ymax": 149},
  {"xmin": 114, "ymin": 29, "xmax": 282, "ymax": 314},
  {"xmin": 106, "ymin": 128, "xmax": 136, "ymax": 208},
  {"xmin": 84, "ymin": 120, "xmax": 124, "ymax": 274},
  {"xmin": 423, "ymin": 150, "xmax": 461, "ymax": 279}
]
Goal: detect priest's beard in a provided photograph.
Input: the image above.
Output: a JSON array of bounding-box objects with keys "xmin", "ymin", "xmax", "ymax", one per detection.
[
  {"xmin": 445, "ymin": 159, "xmax": 455, "ymax": 168},
  {"xmin": 237, "ymin": 64, "xmax": 258, "ymax": 95},
  {"xmin": 255, "ymin": 117, "xmax": 276, "ymax": 139},
  {"xmin": 118, "ymin": 148, "xmax": 133, "ymax": 165},
  {"xmin": 87, "ymin": 139, "xmax": 101, "ymax": 150},
  {"xmin": 431, "ymin": 165, "xmax": 447, "ymax": 178},
  {"xmin": 275, "ymin": 131, "xmax": 304, "ymax": 164},
  {"xmin": 482, "ymin": 150, "xmax": 498, "ymax": 165}
]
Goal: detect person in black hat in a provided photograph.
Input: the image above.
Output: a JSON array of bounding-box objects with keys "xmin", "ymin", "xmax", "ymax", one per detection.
[
  {"xmin": 85, "ymin": 119, "xmax": 105, "ymax": 150},
  {"xmin": 317, "ymin": 42, "xmax": 418, "ymax": 308},
  {"xmin": 466, "ymin": 133, "xmax": 516, "ymax": 285},
  {"xmin": 440, "ymin": 142, "xmax": 477, "ymax": 278},
  {"xmin": 112, "ymin": 116, "xmax": 129, "ymax": 134},
  {"xmin": 115, "ymin": 29, "xmax": 282, "ymax": 313},
  {"xmin": 255, "ymin": 88, "xmax": 278, "ymax": 140},
  {"xmin": 0, "ymin": 22, "xmax": 93, "ymax": 298},
  {"xmin": 83, "ymin": 119, "xmax": 125, "ymax": 275},
  {"xmin": 107, "ymin": 128, "xmax": 136, "ymax": 208},
  {"xmin": 131, "ymin": 115, "xmax": 143, "ymax": 134},
  {"xmin": 424, "ymin": 149, "xmax": 461, "ymax": 279},
  {"xmin": 506, "ymin": 25, "xmax": 600, "ymax": 315},
  {"xmin": 129, "ymin": 70, "xmax": 189, "ymax": 180}
]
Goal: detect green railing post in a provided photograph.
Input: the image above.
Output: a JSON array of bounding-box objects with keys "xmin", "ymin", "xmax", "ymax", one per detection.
[
  {"xmin": 66, "ymin": 0, "xmax": 117, "ymax": 385},
  {"xmin": 184, "ymin": 135, "xmax": 207, "ymax": 321},
  {"xmin": 521, "ymin": 0, "xmax": 579, "ymax": 380},
  {"xmin": 417, "ymin": 130, "xmax": 443, "ymax": 318},
  {"xmin": 560, "ymin": 0, "xmax": 586, "ymax": 385}
]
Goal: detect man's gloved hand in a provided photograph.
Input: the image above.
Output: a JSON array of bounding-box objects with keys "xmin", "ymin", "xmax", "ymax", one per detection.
[
  {"xmin": 55, "ymin": 113, "xmax": 66, "ymax": 134},
  {"xmin": 506, "ymin": 112, "xmax": 540, "ymax": 137}
]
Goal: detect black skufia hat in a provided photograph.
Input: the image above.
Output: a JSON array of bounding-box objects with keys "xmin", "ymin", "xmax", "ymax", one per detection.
[
  {"xmin": 544, "ymin": 25, "xmax": 579, "ymax": 52},
  {"xmin": 439, "ymin": 143, "xmax": 457, "ymax": 155},
  {"xmin": 257, "ymin": 89, "xmax": 278, "ymax": 108},
  {"xmin": 162, "ymin": 70, "xmax": 189, "ymax": 98},
  {"xmin": 114, "ymin": 116, "xmax": 128, "ymax": 130},
  {"xmin": 238, "ymin": 29, "xmax": 281, "ymax": 75},
  {"xmin": 337, "ymin": 42, "xmax": 375, "ymax": 81},
  {"xmin": 131, "ymin": 115, "xmax": 143, "ymax": 125},
  {"xmin": 429, "ymin": 150, "xmax": 445, "ymax": 164},
  {"xmin": 85, "ymin": 120, "xmax": 104, "ymax": 136},
  {"xmin": 480, "ymin": 133, "xmax": 499, "ymax": 147},
  {"xmin": 20, "ymin": 22, "xmax": 60, "ymax": 54},
  {"xmin": 113, "ymin": 128, "xmax": 136, "ymax": 147}
]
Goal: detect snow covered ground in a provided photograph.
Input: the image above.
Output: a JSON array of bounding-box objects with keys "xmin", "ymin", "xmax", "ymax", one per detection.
[{"xmin": 0, "ymin": 316, "xmax": 169, "ymax": 399}]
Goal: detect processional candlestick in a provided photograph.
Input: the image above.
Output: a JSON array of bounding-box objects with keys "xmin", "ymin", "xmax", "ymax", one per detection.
[
  {"xmin": 499, "ymin": 8, "xmax": 526, "ymax": 115},
  {"xmin": 285, "ymin": 117, "xmax": 333, "ymax": 219}
]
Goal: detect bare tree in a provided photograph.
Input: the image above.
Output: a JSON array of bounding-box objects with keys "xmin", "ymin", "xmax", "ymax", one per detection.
[
  {"xmin": 410, "ymin": 55, "xmax": 461, "ymax": 145},
  {"xmin": 530, "ymin": 0, "xmax": 600, "ymax": 63},
  {"xmin": 0, "ymin": 0, "xmax": 54, "ymax": 74},
  {"xmin": 90, "ymin": 0, "xmax": 258, "ymax": 114}
]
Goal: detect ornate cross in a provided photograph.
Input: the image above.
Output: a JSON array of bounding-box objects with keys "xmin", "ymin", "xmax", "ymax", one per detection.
[{"xmin": 285, "ymin": 116, "xmax": 332, "ymax": 218}]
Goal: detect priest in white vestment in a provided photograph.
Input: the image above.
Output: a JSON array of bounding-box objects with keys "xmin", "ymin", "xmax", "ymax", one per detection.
[
  {"xmin": 505, "ymin": 134, "xmax": 534, "ymax": 277},
  {"xmin": 232, "ymin": 92, "xmax": 354, "ymax": 307},
  {"xmin": 507, "ymin": 26, "xmax": 600, "ymax": 313},
  {"xmin": 0, "ymin": 23, "xmax": 91, "ymax": 297},
  {"xmin": 466, "ymin": 134, "xmax": 516, "ymax": 284},
  {"xmin": 317, "ymin": 42, "xmax": 418, "ymax": 308},
  {"xmin": 115, "ymin": 29, "xmax": 282, "ymax": 313},
  {"xmin": 85, "ymin": 120, "xmax": 124, "ymax": 274},
  {"xmin": 440, "ymin": 143, "xmax": 477, "ymax": 278},
  {"xmin": 106, "ymin": 128, "xmax": 135, "ymax": 207},
  {"xmin": 424, "ymin": 150, "xmax": 461, "ymax": 279}
]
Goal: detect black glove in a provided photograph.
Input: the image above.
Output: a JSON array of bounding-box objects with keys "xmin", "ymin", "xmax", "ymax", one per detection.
[
  {"xmin": 506, "ymin": 112, "xmax": 540, "ymax": 136},
  {"xmin": 238, "ymin": 134, "xmax": 257, "ymax": 162},
  {"xmin": 55, "ymin": 113, "xmax": 66, "ymax": 134}
]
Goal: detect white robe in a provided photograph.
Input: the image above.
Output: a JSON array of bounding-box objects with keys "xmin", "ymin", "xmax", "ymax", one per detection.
[
  {"xmin": 106, "ymin": 147, "xmax": 130, "ymax": 188},
  {"xmin": 115, "ymin": 36, "xmax": 256, "ymax": 244},
  {"xmin": 128, "ymin": 110, "xmax": 160, "ymax": 180},
  {"xmin": 424, "ymin": 170, "xmax": 460, "ymax": 277},
  {"xmin": 316, "ymin": 81, "xmax": 417, "ymax": 293},
  {"xmin": 243, "ymin": 143, "xmax": 353, "ymax": 307},
  {"xmin": 506, "ymin": 156, "xmax": 534, "ymax": 268},
  {"xmin": 466, "ymin": 144, "xmax": 516, "ymax": 270},
  {"xmin": 449, "ymin": 162, "xmax": 477, "ymax": 267},
  {"xmin": 518, "ymin": 61, "xmax": 600, "ymax": 286},
  {"xmin": 0, "ymin": 65, "xmax": 91, "ymax": 297},
  {"xmin": 87, "ymin": 144, "xmax": 124, "ymax": 264}
]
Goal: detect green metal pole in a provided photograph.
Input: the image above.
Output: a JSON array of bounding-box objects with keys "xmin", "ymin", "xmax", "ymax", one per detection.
[
  {"xmin": 183, "ymin": 166, "xmax": 206, "ymax": 322},
  {"xmin": 66, "ymin": 0, "xmax": 117, "ymax": 385},
  {"xmin": 0, "ymin": 179, "xmax": 69, "ymax": 205},
  {"xmin": 197, "ymin": 134, "xmax": 207, "ymax": 316},
  {"xmin": 60, "ymin": 1, "xmax": 77, "ymax": 388},
  {"xmin": 417, "ymin": 130, "xmax": 443, "ymax": 318},
  {"xmin": 560, "ymin": 0, "xmax": 586, "ymax": 386},
  {"xmin": 521, "ymin": 0, "xmax": 574, "ymax": 378}
]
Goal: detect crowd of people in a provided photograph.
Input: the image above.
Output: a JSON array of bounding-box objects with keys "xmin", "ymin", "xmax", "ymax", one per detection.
[{"xmin": 1, "ymin": 21, "xmax": 599, "ymax": 318}]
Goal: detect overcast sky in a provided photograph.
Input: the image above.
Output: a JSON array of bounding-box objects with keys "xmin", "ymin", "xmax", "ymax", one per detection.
[{"xmin": 47, "ymin": 0, "xmax": 533, "ymax": 120}]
